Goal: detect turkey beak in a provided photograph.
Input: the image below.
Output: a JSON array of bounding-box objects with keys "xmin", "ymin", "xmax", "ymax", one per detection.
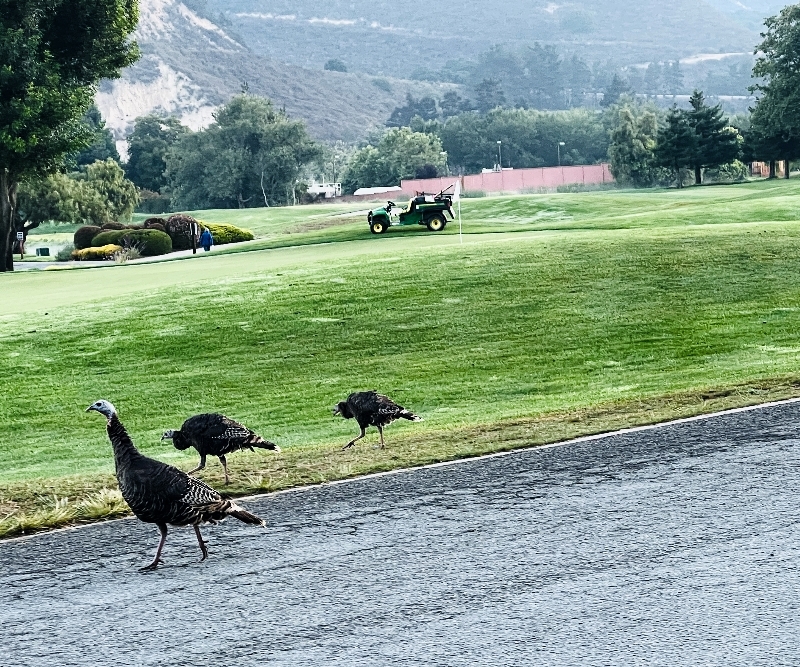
[
  {"xmin": 332, "ymin": 406, "xmax": 340, "ymax": 416},
  {"xmin": 85, "ymin": 405, "xmax": 95, "ymax": 413}
]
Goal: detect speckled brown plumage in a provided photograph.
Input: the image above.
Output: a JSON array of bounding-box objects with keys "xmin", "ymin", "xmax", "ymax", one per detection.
[
  {"xmin": 163, "ymin": 413, "xmax": 279, "ymax": 484},
  {"xmin": 334, "ymin": 391, "xmax": 422, "ymax": 450},
  {"xmin": 87, "ymin": 400, "xmax": 264, "ymax": 570}
]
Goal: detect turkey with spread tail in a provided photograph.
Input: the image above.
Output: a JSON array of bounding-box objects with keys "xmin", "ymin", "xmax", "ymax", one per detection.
[
  {"xmin": 86, "ymin": 400, "xmax": 265, "ymax": 570},
  {"xmin": 333, "ymin": 391, "xmax": 423, "ymax": 450},
  {"xmin": 162, "ymin": 413, "xmax": 280, "ymax": 484}
]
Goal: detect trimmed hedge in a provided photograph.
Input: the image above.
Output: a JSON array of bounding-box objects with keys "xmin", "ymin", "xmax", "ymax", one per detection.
[
  {"xmin": 73, "ymin": 225, "xmax": 102, "ymax": 250},
  {"xmin": 201, "ymin": 222, "xmax": 255, "ymax": 245},
  {"xmin": 91, "ymin": 229, "xmax": 173, "ymax": 256},
  {"xmin": 165, "ymin": 214, "xmax": 200, "ymax": 250},
  {"xmin": 101, "ymin": 222, "xmax": 127, "ymax": 231},
  {"xmin": 71, "ymin": 244, "xmax": 122, "ymax": 261}
]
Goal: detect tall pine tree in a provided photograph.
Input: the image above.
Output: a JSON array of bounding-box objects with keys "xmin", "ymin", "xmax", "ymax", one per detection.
[
  {"xmin": 686, "ymin": 91, "xmax": 741, "ymax": 184},
  {"xmin": 654, "ymin": 106, "xmax": 696, "ymax": 188}
]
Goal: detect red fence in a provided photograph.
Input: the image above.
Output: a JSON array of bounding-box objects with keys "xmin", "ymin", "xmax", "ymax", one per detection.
[{"xmin": 401, "ymin": 163, "xmax": 614, "ymax": 196}]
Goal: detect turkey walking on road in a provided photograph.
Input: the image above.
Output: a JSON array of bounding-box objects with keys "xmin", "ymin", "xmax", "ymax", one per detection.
[
  {"xmin": 162, "ymin": 413, "xmax": 280, "ymax": 484},
  {"xmin": 333, "ymin": 391, "xmax": 422, "ymax": 450},
  {"xmin": 87, "ymin": 400, "xmax": 265, "ymax": 570}
]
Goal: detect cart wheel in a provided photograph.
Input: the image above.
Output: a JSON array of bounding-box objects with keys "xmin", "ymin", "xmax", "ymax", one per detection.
[
  {"xmin": 370, "ymin": 220, "xmax": 387, "ymax": 234},
  {"xmin": 426, "ymin": 214, "xmax": 447, "ymax": 232}
]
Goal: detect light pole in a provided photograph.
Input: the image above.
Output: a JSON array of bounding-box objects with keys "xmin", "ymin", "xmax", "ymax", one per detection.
[
  {"xmin": 557, "ymin": 141, "xmax": 565, "ymax": 167},
  {"xmin": 441, "ymin": 151, "xmax": 448, "ymax": 176},
  {"xmin": 497, "ymin": 140, "xmax": 502, "ymax": 171}
]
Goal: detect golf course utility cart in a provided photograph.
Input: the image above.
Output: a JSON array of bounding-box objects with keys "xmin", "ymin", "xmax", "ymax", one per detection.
[{"xmin": 368, "ymin": 187, "xmax": 454, "ymax": 234}]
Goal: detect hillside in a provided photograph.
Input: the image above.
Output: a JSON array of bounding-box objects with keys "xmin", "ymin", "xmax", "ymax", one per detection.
[
  {"xmin": 206, "ymin": 0, "xmax": 760, "ymax": 77},
  {"xmin": 95, "ymin": 0, "xmax": 455, "ymax": 147}
]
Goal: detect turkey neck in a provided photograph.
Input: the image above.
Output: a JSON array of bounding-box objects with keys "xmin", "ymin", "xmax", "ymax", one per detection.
[{"xmin": 106, "ymin": 414, "xmax": 143, "ymax": 470}]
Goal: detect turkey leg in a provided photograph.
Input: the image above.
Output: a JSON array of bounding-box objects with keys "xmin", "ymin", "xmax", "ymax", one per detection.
[
  {"xmin": 187, "ymin": 454, "xmax": 207, "ymax": 476},
  {"xmin": 140, "ymin": 522, "xmax": 168, "ymax": 571},
  {"xmin": 342, "ymin": 426, "xmax": 366, "ymax": 450},
  {"xmin": 193, "ymin": 524, "xmax": 209, "ymax": 561},
  {"xmin": 219, "ymin": 455, "xmax": 230, "ymax": 484}
]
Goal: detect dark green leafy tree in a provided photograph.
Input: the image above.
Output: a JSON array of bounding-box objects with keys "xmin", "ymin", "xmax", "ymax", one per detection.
[
  {"xmin": 324, "ymin": 58, "xmax": 348, "ymax": 73},
  {"xmin": 607, "ymin": 104, "xmax": 666, "ymax": 187},
  {"xmin": 474, "ymin": 78, "xmax": 506, "ymax": 113},
  {"xmin": 748, "ymin": 5, "xmax": 800, "ymax": 178},
  {"xmin": 19, "ymin": 159, "xmax": 138, "ymax": 226},
  {"xmin": 166, "ymin": 95, "xmax": 320, "ymax": 208},
  {"xmin": 72, "ymin": 105, "xmax": 120, "ymax": 168},
  {"xmin": 0, "ymin": 0, "xmax": 139, "ymax": 270},
  {"xmin": 125, "ymin": 115, "xmax": 188, "ymax": 192},
  {"xmin": 387, "ymin": 94, "xmax": 438, "ymax": 127},
  {"xmin": 341, "ymin": 128, "xmax": 445, "ymax": 193},
  {"xmin": 600, "ymin": 74, "xmax": 630, "ymax": 108},
  {"xmin": 686, "ymin": 90, "xmax": 741, "ymax": 184},
  {"xmin": 643, "ymin": 63, "xmax": 663, "ymax": 95},
  {"xmin": 654, "ymin": 106, "xmax": 696, "ymax": 187},
  {"xmin": 438, "ymin": 108, "xmax": 608, "ymax": 174},
  {"xmin": 664, "ymin": 61, "xmax": 684, "ymax": 95}
]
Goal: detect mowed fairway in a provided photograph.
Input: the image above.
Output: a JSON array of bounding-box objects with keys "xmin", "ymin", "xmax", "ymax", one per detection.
[{"xmin": 4, "ymin": 180, "xmax": 800, "ymax": 535}]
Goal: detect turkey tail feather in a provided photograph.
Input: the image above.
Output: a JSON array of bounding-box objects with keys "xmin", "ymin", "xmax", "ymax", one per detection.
[
  {"xmin": 250, "ymin": 438, "xmax": 280, "ymax": 452},
  {"xmin": 228, "ymin": 504, "xmax": 265, "ymax": 526}
]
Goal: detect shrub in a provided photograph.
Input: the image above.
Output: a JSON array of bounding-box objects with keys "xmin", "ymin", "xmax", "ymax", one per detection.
[
  {"xmin": 92, "ymin": 229, "xmax": 172, "ymax": 256},
  {"xmin": 165, "ymin": 214, "xmax": 201, "ymax": 250},
  {"xmin": 101, "ymin": 221, "xmax": 127, "ymax": 230},
  {"xmin": 71, "ymin": 244, "xmax": 122, "ymax": 261},
  {"xmin": 372, "ymin": 78, "xmax": 392, "ymax": 93},
  {"xmin": 201, "ymin": 222, "xmax": 255, "ymax": 245},
  {"xmin": 73, "ymin": 225, "xmax": 102, "ymax": 250},
  {"xmin": 56, "ymin": 244, "xmax": 75, "ymax": 262},
  {"xmin": 144, "ymin": 217, "xmax": 166, "ymax": 228},
  {"xmin": 145, "ymin": 222, "xmax": 166, "ymax": 233},
  {"xmin": 113, "ymin": 246, "xmax": 142, "ymax": 263}
]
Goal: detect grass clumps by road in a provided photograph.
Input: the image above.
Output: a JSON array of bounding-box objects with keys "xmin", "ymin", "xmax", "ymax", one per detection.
[{"xmin": 4, "ymin": 180, "xmax": 800, "ymax": 537}]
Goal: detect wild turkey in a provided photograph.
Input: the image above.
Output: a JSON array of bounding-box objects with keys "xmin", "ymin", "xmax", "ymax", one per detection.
[
  {"xmin": 333, "ymin": 391, "xmax": 422, "ymax": 450},
  {"xmin": 162, "ymin": 413, "xmax": 280, "ymax": 484},
  {"xmin": 86, "ymin": 400, "xmax": 265, "ymax": 570}
]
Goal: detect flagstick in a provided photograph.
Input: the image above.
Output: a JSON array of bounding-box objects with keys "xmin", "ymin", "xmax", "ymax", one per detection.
[{"xmin": 458, "ymin": 198, "xmax": 462, "ymax": 244}]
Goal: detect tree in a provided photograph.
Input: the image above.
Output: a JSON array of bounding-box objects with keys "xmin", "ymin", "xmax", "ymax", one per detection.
[
  {"xmin": 18, "ymin": 160, "xmax": 138, "ymax": 228},
  {"xmin": 607, "ymin": 104, "xmax": 665, "ymax": 187},
  {"xmin": 324, "ymin": 59, "xmax": 347, "ymax": 73},
  {"xmin": 685, "ymin": 91, "xmax": 741, "ymax": 184},
  {"xmin": 0, "ymin": 0, "xmax": 139, "ymax": 271},
  {"xmin": 664, "ymin": 61, "xmax": 684, "ymax": 96},
  {"xmin": 643, "ymin": 63, "xmax": 663, "ymax": 95},
  {"xmin": 82, "ymin": 159, "xmax": 139, "ymax": 221},
  {"xmin": 341, "ymin": 128, "xmax": 445, "ymax": 193},
  {"xmin": 72, "ymin": 105, "xmax": 120, "ymax": 168},
  {"xmin": 125, "ymin": 115, "xmax": 189, "ymax": 192},
  {"xmin": 387, "ymin": 94, "xmax": 438, "ymax": 127},
  {"xmin": 600, "ymin": 74, "xmax": 630, "ymax": 108},
  {"xmin": 748, "ymin": 5, "xmax": 800, "ymax": 178},
  {"xmin": 654, "ymin": 106, "xmax": 696, "ymax": 187},
  {"xmin": 166, "ymin": 95, "xmax": 320, "ymax": 209},
  {"xmin": 475, "ymin": 78, "xmax": 506, "ymax": 113}
]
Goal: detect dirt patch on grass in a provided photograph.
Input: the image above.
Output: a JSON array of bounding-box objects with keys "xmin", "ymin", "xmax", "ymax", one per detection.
[{"xmin": 4, "ymin": 377, "xmax": 800, "ymax": 540}]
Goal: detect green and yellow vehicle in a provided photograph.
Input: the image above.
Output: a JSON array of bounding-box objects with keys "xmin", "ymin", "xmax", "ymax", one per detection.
[{"xmin": 368, "ymin": 189, "xmax": 455, "ymax": 234}]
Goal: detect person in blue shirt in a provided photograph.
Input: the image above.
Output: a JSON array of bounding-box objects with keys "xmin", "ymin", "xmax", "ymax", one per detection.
[{"xmin": 199, "ymin": 227, "xmax": 213, "ymax": 252}]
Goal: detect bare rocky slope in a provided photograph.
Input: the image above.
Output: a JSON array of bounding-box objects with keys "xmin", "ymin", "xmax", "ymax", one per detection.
[{"xmin": 96, "ymin": 0, "xmax": 454, "ymax": 148}]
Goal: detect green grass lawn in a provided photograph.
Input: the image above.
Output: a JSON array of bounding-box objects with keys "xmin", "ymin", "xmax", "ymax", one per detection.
[{"xmin": 5, "ymin": 179, "xmax": 800, "ymax": 536}]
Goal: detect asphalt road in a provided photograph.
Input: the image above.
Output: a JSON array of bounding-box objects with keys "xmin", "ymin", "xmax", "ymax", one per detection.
[{"xmin": 4, "ymin": 402, "xmax": 800, "ymax": 666}]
